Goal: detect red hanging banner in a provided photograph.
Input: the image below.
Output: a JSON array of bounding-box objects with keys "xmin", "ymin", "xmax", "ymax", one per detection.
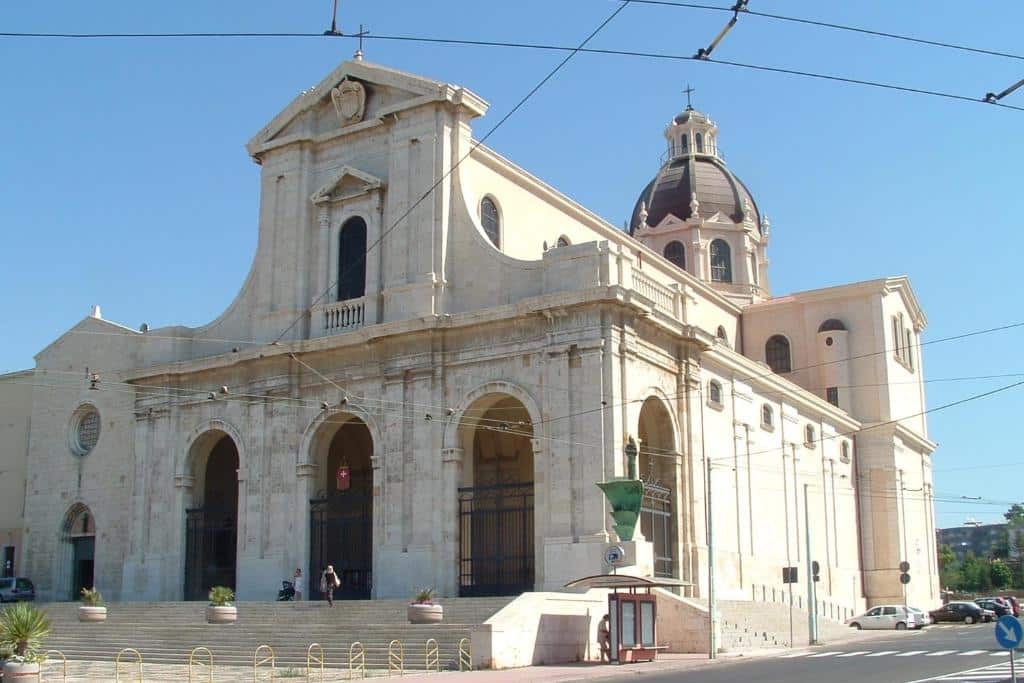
[{"xmin": 335, "ymin": 464, "xmax": 351, "ymax": 491}]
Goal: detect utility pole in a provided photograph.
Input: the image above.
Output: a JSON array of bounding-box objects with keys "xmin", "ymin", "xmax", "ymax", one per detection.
[
  {"xmin": 707, "ymin": 457, "xmax": 718, "ymax": 659},
  {"xmin": 804, "ymin": 484, "xmax": 819, "ymax": 645}
]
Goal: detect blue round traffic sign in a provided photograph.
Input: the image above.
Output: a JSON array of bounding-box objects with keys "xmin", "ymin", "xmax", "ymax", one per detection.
[{"xmin": 995, "ymin": 615, "xmax": 1023, "ymax": 650}]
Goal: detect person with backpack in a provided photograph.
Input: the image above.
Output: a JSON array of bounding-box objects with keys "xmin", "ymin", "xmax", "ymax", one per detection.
[{"xmin": 320, "ymin": 565, "xmax": 340, "ymax": 606}]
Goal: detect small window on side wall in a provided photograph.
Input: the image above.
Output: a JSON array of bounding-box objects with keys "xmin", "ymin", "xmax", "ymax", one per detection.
[
  {"xmin": 826, "ymin": 386, "xmax": 839, "ymax": 407},
  {"xmin": 557, "ymin": 235, "xmax": 570, "ymax": 247},
  {"xmin": 716, "ymin": 326, "xmax": 728, "ymax": 344},
  {"xmin": 708, "ymin": 380, "xmax": 723, "ymax": 406},
  {"xmin": 761, "ymin": 404, "xmax": 774, "ymax": 429},
  {"xmin": 840, "ymin": 441, "xmax": 851, "ymax": 463},
  {"xmin": 480, "ymin": 196, "xmax": 500, "ymax": 248},
  {"xmin": 765, "ymin": 335, "xmax": 792, "ymax": 374},
  {"xmin": 804, "ymin": 424, "xmax": 816, "ymax": 446}
]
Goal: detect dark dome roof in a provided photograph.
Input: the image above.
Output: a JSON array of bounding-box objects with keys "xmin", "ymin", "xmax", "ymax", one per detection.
[
  {"xmin": 673, "ymin": 107, "xmax": 709, "ymax": 125},
  {"xmin": 818, "ymin": 318, "xmax": 847, "ymax": 332},
  {"xmin": 629, "ymin": 155, "xmax": 761, "ymax": 234}
]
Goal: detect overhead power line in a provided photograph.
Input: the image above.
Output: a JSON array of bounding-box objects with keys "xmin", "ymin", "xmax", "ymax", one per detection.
[
  {"xmin": 627, "ymin": 0, "xmax": 1024, "ymax": 62},
  {"xmin": 2, "ymin": 30, "xmax": 1022, "ymax": 112}
]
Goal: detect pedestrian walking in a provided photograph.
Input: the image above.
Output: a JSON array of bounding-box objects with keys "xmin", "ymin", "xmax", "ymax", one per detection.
[
  {"xmin": 293, "ymin": 568, "xmax": 304, "ymax": 601},
  {"xmin": 320, "ymin": 565, "xmax": 340, "ymax": 606}
]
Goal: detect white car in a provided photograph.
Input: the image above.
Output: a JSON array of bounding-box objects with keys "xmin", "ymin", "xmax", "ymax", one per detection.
[
  {"xmin": 846, "ymin": 605, "xmax": 919, "ymax": 630},
  {"xmin": 908, "ymin": 607, "xmax": 932, "ymax": 628}
]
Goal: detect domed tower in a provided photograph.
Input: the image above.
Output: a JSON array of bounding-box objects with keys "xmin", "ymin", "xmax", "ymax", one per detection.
[{"xmin": 629, "ymin": 101, "xmax": 770, "ymax": 304}]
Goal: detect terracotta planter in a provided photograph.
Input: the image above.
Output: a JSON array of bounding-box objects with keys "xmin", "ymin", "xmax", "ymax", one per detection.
[
  {"xmin": 206, "ymin": 605, "xmax": 237, "ymax": 624},
  {"xmin": 407, "ymin": 603, "xmax": 443, "ymax": 624},
  {"xmin": 3, "ymin": 661, "xmax": 42, "ymax": 679},
  {"xmin": 78, "ymin": 605, "xmax": 107, "ymax": 622}
]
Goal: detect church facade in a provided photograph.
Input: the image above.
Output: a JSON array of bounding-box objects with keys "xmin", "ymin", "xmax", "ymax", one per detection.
[{"xmin": 1, "ymin": 58, "xmax": 938, "ymax": 612}]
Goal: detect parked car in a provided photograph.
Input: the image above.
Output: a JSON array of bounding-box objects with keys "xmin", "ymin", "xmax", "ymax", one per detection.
[
  {"xmin": 1003, "ymin": 596, "xmax": 1021, "ymax": 617},
  {"xmin": 846, "ymin": 605, "xmax": 920, "ymax": 630},
  {"xmin": 976, "ymin": 598, "xmax": 1011, "ymax": 617},
  {"xmin": 908, "ymin": 607, "xmax": 932, "ymax": 628},
  {"xmin": 930, "ymin": 601, "xmax": 992, "ymax": 624},
  {"xmin": 0, "ymin": 577, "xmax": 35, "ymax": 602}
]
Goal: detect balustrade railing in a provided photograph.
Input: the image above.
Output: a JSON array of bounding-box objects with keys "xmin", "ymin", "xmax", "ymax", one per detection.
[
  {"xmin": 631, "ymin": 270, "xmax": 675, "ymax": 314},
  {"xmin": 319, "ymin": 297, "xmax": 366, "ymax": 333}
]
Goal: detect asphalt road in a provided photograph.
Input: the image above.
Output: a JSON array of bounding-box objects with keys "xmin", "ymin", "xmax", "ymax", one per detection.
[{"xmin": 612, "ymin": 623, "xmax": 1024, "ymax": 683}]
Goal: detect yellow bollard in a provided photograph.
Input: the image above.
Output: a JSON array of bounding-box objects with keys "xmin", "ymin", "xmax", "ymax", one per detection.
[
  {"xmin": 348, "ymin": 642, "xmax": 366, "ymax": 680},
  {"xmin": 458, "ymin": 638, "xmax": 472, "ymax": 672},
  {"xmin": 306, "ymin": 643, "xmax": 325, "ymax": 682},
  {"xmin": 42, "ymin": 649, "xmax": 68, "ymax": 683},
  {"xmin": 387, "ymin": 639, "xmax": 404, "ymax": 677},
  {"xmin": 115, "ymin": 647, "xmax": 144, "ymax": 682},
  {"xmin": 424, "ymin": 639, "xmax": 439, "ymax": 673},
  {"xmin": 188, "ymin": 646, "xmax": 214, "ymax": 683},
  {"xmin": 253, "ymin": 644, "xmax": 275, "ymax": 682}
]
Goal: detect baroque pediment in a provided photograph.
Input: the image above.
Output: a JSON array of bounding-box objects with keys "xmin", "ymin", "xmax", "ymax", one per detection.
[
  {"xmin": 310, "ymin": 166, "xmax": 384, "ymax": 205},
  {"xmin": 247, "ymin": 59, "xmax": 487, "ymax": 159}
]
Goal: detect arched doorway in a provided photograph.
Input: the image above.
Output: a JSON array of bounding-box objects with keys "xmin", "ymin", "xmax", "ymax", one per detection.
[
  {"xmin": 309, "ymin": 416, "xmax": 373, "ymax": 600},
  {"xmin": 61, "ymin": 504, "xmax": 96, "ymax": 600},
  {"xmin": 457, "ymin": 395, "xmax": 535, "ymax": 596},
  {"xmin": 638, "ymin": 397, "xmax": 677, "ymax": 578},
  {"xmin": 184, "ymin": 434, "xmax": 239, "ymax": 600}
]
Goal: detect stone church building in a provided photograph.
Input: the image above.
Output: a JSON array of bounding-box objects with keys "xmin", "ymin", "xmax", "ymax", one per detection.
[{"xmin": 0, "ymin": 57, "xmax": 939, "ymax": 614}]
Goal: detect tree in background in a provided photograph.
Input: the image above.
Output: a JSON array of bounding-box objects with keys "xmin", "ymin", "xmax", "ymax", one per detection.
[
  {"xmin": 938, "ymin": 544, "xmax": 956, "ymax": 572},
  {"xmin": 991, "ymin": 560, "xmax": 1013, "ymax": 589}
]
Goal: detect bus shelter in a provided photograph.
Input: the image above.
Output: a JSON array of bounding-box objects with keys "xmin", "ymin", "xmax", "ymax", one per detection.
[{"xmin": 564, "ymin": 574, "xmax": 691, "ymax": 664}]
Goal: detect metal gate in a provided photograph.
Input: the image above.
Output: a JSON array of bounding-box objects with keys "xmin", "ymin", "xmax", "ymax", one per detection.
[
  {"xmin": 184, "ymin": 508, "xmax": 237, "ymax": 601},
  {"xmin": 309, "ymin": 490, "xmax": 372, "ymax": 600},
  {"xmin": 640, "ymin": 482, "xmax": 674, "ymax": 578},
  {"xmin": 458, "ymin": 482, "xmax": 534, "ymax": 596}
]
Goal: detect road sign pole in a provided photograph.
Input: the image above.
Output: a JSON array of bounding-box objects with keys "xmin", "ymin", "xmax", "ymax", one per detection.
[
  {"xmin": 804, "ymin": 484, "xmax": 818, "ymax": 645},
  {"xmin": 1010, "ymin": 649, "xmax": 1016, "ymax": 683}
]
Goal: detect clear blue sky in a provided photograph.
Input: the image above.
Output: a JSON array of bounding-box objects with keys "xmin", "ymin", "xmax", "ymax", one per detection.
[{"xmin": 2, "ymin": 1, "xmax": 1022, "ymax": 526}]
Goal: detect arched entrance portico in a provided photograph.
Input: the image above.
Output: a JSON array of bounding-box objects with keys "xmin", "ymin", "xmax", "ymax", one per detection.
[
  {"xmin": 58, "ymin": 504, "xmax": 96, "ymax": 600},
  {"xmin": 637, "ymin": 396, "xmax": 679, "ymax": 578},
  {"xmin": 308, "ymin": 415, "xmax": 373, "ymax": 600},
  {"xmin": 456, "ymin": 394, "xmax": 536, "ymax": 596},
  {"xmin": 184, "ymin": 432, "xmax": 239, "ymax": 600}
]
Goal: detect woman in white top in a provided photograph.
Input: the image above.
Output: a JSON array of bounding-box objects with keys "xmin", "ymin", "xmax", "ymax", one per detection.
[{"xmin": 293, "ymin": 568, "xmax": 304, "ymax": 601}]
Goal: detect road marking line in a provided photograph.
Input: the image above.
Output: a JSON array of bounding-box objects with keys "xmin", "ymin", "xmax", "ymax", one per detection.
[
  {"xmin": 926, "ymin": 650, "xmax": 957, "ymax": 656},
  {"xmin": 778, "ymin": 652, "xmax": 811, "ymax": 658},
  {"xmin": 896, "ymin": 650, "xmax": 929, "ymax": 656},
  {"xmin": 865, "ymin": 650, "xmax": 899, "ymax": 657},
  {"xmin": 990, "ymin": 651, "xmax": 1010, "ymax": 656},
  {"xmin": 836, "ymin": 651, "xmax": 870, "ymax": 657},
  {"xmin": 958, "ymin": 650, "xmax": 987, "ymax": 655},
  {"xmin": 807, "ymin": 652, "xmax": 839, "ymax": 658}
]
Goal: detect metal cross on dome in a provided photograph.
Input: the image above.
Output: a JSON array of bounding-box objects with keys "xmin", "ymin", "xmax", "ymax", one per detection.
[{"xmin": 683, "ymin": 84, "xmax": 696, "ymax": 110}]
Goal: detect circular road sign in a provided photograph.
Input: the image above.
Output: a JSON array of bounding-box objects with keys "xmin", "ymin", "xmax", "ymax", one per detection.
[
  {"xmin": 604, "ymin": 545, "xmax": 626, "ymax": 567},
  {"xmin": 899, "ymin": 561, "xmax": 910, "ymax": 573},
  {"xmin": 995, "ymin": 615, "xmax": 1023, "ymax": 650},
  {"xmin": 899, "ymin": 573, "xmax": 911, "ymax": 585}
]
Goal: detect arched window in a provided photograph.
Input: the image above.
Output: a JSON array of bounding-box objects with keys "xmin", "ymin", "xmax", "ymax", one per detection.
[
  {"xmin": 480, "ymin": 196, "xmax": 500, "ymax": 248},
  {"xmin": 696, "ymin": 132, "xmax": 704, "ymax": 153},
  {"xmin": 337, "ymin": 217, "xmax": 367, "ymax": 301},
  {"xmin": 762, "ymin": 405, "xmax": 774, "ymax": 427},
  {"xmin": 765, "ymin": 335, "xmax": 792, "ymax": 374},
  {"xmin": 716, "ymin": 326, "xmax": 728, "ymax": 344},
  {"xmin": 804, "ymin": 424, "xmax": 816, "ymax": 446},
  {"xmin": 663, "ymin": 241, "xmax": 685, "ymax": 269},
  {"xmin": 840, "ymin": 441, "xmax": 851, "ymax": 463},
  {"xmin": 557, "ymin": 235, "xmax": 570, "ymax": 247},
  {"xmin": 710, "ymin": 239, "xmax": 732, "ymax": 283},
  {"xmin": 679, "ymin": 135, "xmax": 688, "ymax": 153},
  {"xmin": 708, "ymin": 380, "xmax": 722, "ymax": 405}
]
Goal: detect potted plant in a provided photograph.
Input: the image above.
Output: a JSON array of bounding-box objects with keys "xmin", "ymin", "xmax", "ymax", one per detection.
[
  {"xmin": 0, "ymin": 602, "xmax": 51, "ymax": 679},
  {"xmin": 206, "ymin": 586, "xmax": 237, "ymax": 624},
  {"xmin": 78, "ymin": 587, "xmax": 107, "ymax": 622},
  {"xmin": 407, "ymin": 588, "xmax": 443, "ymax": 624}
]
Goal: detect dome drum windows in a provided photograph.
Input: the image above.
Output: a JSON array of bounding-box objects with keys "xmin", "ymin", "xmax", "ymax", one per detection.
[
  {"xmin": 765, "ymin": 335, "xmax": 792, "ymax": 374},
  {"xmin": 70, "ymin": 404, "xmax": 100, "ymax": 457},
  {"xmin": 663, "ymin": 241, "xmax": 685, "ymax": 269},
  {"xmin": 709, "ymin": 239, "xmax": 732, "ymax": 283},
  {"xmin": 480, "ymin": 196, "xmax": 501, "ymax": 248}
]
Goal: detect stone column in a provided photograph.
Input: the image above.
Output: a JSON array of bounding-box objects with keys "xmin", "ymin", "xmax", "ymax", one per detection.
[
  {"xmin": 440, "ymin": 447, "xmax": 464, "ymax": 597},
  {"xmin": 172, "ymin": 474, "xmax": 195, "ymax": 601},
  {"xmin": 294, "ymin": 461, "xmax": 318, "ymax": 589},
  {"xmin": 314, "ymin": 203, "xmax": 331, "ymax": 335}
]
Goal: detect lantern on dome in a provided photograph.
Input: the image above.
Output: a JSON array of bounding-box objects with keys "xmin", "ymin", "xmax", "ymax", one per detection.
[{"xmin": 336, "ymin": 462, "xmax": 351, "ymax": 491}]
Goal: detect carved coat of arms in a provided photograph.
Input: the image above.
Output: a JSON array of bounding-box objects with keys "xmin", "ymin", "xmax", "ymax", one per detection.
[{"xmin": 331, "ymin": 79, "xmax": 366, "ymax": 126}]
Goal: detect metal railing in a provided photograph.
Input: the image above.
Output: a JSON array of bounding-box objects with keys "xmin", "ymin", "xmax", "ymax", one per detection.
[
  {"xmin": 42, "ymin": 649, "xmax": 68, "ymax": 682},
  {"xmin": 307, "ymin": 642, "xmax": 325, "ymax": 682},
  {"xmin": 424, "ymin": 638, "xmax": 439, "ymax": 673},
  {"xmin": 188, "ymin": 647, "xmax": 213, "ymax": 683},
  {"xmin": 253, "ymin": 644, "xmax": 275, "ymax": 681},
  {"xmin": 458, "ymin": 638, "xmax": 472, "ymax": 672},
  {"xmin": 388, "ymin": 639, "xmax": 404, "ymax": 676},
  {"xmin": 115, "ymin": 648, "xmax": 143, "ymax": 682},
  {"xmin": 349, "ymin": 641, "xmax": 366, "ymax": 679}
]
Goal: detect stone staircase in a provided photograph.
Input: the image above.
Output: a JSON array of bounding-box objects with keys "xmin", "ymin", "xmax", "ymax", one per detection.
[
  {"xmin": 717, "ymin": 599, "xmax": 854, "ymax": 650},
  {"xmin": 32, "ymin": 598, "xmax": 513, "ymax": 671}
]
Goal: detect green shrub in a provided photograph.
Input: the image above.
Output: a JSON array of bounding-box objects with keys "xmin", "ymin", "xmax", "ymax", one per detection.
[
  {"xmin": 0, "ymin": 603, "xmax": 51, "ymax": 660},
  {"xmin": 412, "ymin": 587, "xmax": 436, "ymax": 604},
  {"xmin": 207, "ymin": 586, "xmax": 235, "ymax": 607},
  {"xmin": 79, "ymin": 587, "xmax": 104, "ymax": 606}
]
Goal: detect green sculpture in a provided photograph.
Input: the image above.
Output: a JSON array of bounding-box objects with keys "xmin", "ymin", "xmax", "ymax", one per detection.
[{"xmin": 596, "ymin": 436, "xmax": 645, "ymax": 542}]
